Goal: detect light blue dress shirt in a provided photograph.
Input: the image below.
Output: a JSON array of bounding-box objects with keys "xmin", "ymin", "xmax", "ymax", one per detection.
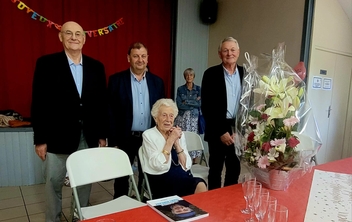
[
  {"xmin": 130, "ymin": 70, "xmax": 151, "ymax": 131},
  {"xmin": 224, "ymin": 66, "xmax": 241, "ymax": 119},
  {"xmin": 67, "ymin": 55, "xmax": 83, "ymax": 97}
]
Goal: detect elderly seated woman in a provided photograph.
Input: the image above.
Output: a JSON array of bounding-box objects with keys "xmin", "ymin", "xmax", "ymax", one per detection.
[{"xmin": 141, "ymin": 98, "xmax": 207, "ymax": 199}]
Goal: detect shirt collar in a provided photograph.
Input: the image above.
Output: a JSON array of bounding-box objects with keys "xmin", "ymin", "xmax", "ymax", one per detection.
[
  {"xmin": 223, "ymin": 65, "xmax": 238, "ymax": 76},
  {"xmin": 130, "ymin": 68, "xmax": 146, "ymax": 80},
  {"xmin": 66, "ymin": 53, "xmax": 83, "ymax": 66}
]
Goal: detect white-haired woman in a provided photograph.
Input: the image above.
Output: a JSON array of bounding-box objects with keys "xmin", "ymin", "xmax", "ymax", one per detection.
[{"xmin": 141, "ymin": 98, "xmax": 207, "ymax": 199}]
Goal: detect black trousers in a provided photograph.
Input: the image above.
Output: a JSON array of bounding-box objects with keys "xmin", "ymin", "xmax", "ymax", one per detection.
[
  {"xmin": 207, "ymin": 139, "xmax": 241, "ymax": 190},
  {"xmin": 113, "ymin": 134, "xmax": 143, "ymax": 199}
]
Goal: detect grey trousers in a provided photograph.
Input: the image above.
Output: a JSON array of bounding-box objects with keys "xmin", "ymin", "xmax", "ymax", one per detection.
[{"xmin": 43, "ymin": 132, "xmax": 91, "ymax": 222}]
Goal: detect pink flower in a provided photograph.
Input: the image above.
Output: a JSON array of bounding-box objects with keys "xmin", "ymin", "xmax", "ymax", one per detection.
[
  {"xmin": 262, "ymin": 142, "xmax": 271, "ymax": 152},
  {"xmin": 288, "ymin": 136, "xmax": 300, "ymax": 148},
  {"xmin": 270, "ymin": 138, "xmax": 286, "ymax": 146},
  {"xmin": 283, "ymin": 116, "xmax": 299, "ymax": 127},
  {"xmin": 257, "ymin": 156, "xmax": 270, "ymax": 168},
  {"xmin": 256, "ymin": 104, "xmax": 266, "ymax": 111}
]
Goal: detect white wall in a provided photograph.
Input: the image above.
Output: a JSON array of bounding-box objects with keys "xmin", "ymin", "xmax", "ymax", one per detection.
[
  {"xmin": 174, "ymin": 0, "xmax": 209, "ymax": 98},
  {"xmin": 307, "ymin": 0, "xmax": 352, "ymax": 163},
  {"xmin": 208, "ymin": 0, "xmax": 305, "ymax": 68},
  {"xmin": 175, "ymin": 0, "xmax": 210, "ymax": 152},
  {"xmin": 175, "ymin": 0, "xmax": 352, "ymax": 162}
]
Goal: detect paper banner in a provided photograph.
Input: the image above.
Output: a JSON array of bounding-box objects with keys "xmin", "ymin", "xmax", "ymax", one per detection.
[{"xmin": 11, "ymin": 0, "xmax": 124, "ymax": 37}]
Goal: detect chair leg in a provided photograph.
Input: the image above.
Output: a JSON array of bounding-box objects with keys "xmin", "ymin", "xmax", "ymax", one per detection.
[
  {"xmin": 200, "ymin": 152, "xmax": 209, "ymax": 167},
  {"xmin": 311, "ymin": 155, "xmax": 318, "ymax": 165},
  {"xmin": 69, "ymin": 195, "xmax": 75, "ymax": 222},
  {"xmin": 128, "ymin": 177, "xmax": 133, "ymax": 196},
  {"xmin": 140, "ymin": 179, "xmax": 145, "ymax": 199}
]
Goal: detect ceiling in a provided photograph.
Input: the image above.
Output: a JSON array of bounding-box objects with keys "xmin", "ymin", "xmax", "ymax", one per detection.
[{"xmin": 337, "ymin": 0, "xmax": 352, "ymax": 24}]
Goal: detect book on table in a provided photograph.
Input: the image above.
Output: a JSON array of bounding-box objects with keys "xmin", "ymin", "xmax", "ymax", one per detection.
[{"xmin": 147, "ymin": 195, "xmax": 209, "ymax": 221}]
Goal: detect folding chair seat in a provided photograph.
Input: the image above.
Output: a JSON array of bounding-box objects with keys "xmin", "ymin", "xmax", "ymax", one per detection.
[
  {"xmin": 66, "ymin": 147, "xmax": 145, "ymax": 221},
  {"xmin": 183, "ymin": 131, "xmax": 209, "ymax": 181}
]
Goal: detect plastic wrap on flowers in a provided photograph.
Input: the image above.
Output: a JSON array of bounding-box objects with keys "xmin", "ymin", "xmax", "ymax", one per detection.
[
  {"xmin": 235, "ymin": 52, "xmax": 261, "ymax": 156},
  {"xmin": 251, "ymin": 167, "xmax": 303, "ymax": 191},
  {"xmin": 236, "ymin": 43, "xmax": 322, "ymax": 190}
]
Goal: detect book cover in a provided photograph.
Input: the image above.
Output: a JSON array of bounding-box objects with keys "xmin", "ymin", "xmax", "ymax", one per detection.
[{"xmin": 147, "ymin": 195, "xmax": 209, "ymax": 222}]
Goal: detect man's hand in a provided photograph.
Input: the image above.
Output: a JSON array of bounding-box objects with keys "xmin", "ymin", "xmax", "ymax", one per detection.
[
  {"xmin": 35, "ymin": 144, "xmax": 47, "ymax": 161},
  {"xmin": 220, "ymin": 132, "xmax": 234, "ymax": 146}
]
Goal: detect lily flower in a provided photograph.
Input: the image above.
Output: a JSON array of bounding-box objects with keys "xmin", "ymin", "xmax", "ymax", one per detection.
[{"xmin": 267, "ymin": 148, "xmax": 279, "ymax": 161}]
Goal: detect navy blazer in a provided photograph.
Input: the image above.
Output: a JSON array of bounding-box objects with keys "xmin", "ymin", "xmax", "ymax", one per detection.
[
  {"xmin": 201, "ymin": 64, "xmax": 244, "ymax": 142},
  {"xmin": 107, "ymin": 69, "xmax": 165, "ymax": 147},
  {"xmin": 31, "ymin": 51, "xmax": 108, "ymax": 154}
]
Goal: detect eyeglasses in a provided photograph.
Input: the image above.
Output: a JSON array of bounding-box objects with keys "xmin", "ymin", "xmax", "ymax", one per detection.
[{"xmin": 62, "ymin": 30, "xmax": 84, "ymax": 39}]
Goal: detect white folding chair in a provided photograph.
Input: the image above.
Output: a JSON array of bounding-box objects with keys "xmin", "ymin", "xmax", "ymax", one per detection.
[
  {"xmin": 66, "ymin": 147, "xmax": 146, "ymax": 221},
  {"xmin": 292, "ymin": 132, "xmax": 318, "ymax": 165},
  {"xmin": 138, "ymin": 147, "xmax": 153, "ymax": 200},
  {"xmin": 183, "ymin": 131, "xmax": 209, "ymax": 181}
]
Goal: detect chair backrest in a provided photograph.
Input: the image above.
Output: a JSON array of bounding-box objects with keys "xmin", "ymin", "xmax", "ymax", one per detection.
[
  {"xmin": 66, "ymin": 147, "xmax": 133, "ymax": 188},
  {"xmin": 292, "ymin": 132, "xmax": 315, "ymax": 152},
  {"xmin": 183, "ymin": 131, "xmax": 209, "ymax": 167},
  {"xmin": 183, "ymin": 131, "xmax": 204, "ymax": 152}
]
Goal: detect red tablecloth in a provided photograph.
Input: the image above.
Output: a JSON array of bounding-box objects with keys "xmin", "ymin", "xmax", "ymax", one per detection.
[{"xmin": 83, "ymin": 157, "xmax": 352, "ymax": 222}]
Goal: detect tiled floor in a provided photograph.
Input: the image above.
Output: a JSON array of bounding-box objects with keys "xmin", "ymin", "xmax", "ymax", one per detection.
[{"xmin": 0, "ymin": 180, "xmax": 115, "ymax": 222}]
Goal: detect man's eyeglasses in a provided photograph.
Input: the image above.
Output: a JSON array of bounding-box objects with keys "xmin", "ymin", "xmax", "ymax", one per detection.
[{"xmin": 62, "ymin": 30, "xmax": 84, "ymax": 39}]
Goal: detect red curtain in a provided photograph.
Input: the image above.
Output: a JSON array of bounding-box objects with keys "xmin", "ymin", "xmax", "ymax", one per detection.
[{"xmin": 0, "ymin": 0, "xmax": 173, "ymax": 118}]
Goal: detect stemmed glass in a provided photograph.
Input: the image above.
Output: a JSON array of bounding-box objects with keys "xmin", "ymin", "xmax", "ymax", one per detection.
[
  {"xmin": 253, "ymin": 187, "xmax": 269, "ymax": 219},
  {"xmin": 267, "ymin": 204, "xmax": 288, "ymax": 222},
  {"xmin": 239, "ymin": 173, "xmax": 256, "ymax": 214},
  {"xmin": 245, "ymin": 181, "xmax": 262, "ymax": 222},
  {"xmin": 256, "ymin": 195, "xmax": 276, "ymax": 221}
]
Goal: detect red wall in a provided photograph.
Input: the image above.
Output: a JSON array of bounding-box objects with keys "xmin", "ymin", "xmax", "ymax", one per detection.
[{"xmin": 0, "ymin": 0, "xmax": 173, "ymax": 118}]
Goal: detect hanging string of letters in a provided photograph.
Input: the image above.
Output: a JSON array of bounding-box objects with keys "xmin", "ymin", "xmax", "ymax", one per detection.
[{"xmin": 11, "ymin": 0, "xmax": 124, "ymax": 37}]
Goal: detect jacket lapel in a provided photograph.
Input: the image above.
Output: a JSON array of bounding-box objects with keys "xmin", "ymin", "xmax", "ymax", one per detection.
[{"xmin": 60, "ymin": 51, "xmax": 80, "ymax": 100}]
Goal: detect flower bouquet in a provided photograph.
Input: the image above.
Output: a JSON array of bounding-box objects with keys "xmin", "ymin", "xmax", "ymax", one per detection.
[{"xmin": 236, "ymin": 43, "xmax": 322, "ymax": 190}]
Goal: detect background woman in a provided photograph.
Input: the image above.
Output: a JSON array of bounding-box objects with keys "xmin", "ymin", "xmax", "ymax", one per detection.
[
  {"xmin": 141, "ymin": 98, "xmax": 207, "ymax": 199},
  {"xmin": 175, "ymin": 68, "xmax": 202, "ymax": 164}
]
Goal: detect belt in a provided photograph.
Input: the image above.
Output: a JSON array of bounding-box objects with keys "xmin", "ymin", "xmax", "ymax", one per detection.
[{"xmin": 131, "ymin": 131, "xmax": 144, "ymax": 137}]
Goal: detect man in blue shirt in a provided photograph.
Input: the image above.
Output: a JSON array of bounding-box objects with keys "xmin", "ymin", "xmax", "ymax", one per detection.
[
  {"xmin": 31, "ymin": 21, "xmax": 108, "ymax": 221},
  {"xmin": 108, "ymin": 42, "xmax": 165, "ymax": 198},
  {"xmin": 201, "ymin": 37, "xmax": 243, "ymax": 190}
]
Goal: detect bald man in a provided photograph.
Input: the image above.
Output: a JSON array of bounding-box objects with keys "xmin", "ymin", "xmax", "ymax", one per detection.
[{"xmin": 31, "ymin": 21, "xmax": 108, "ymax": 221}]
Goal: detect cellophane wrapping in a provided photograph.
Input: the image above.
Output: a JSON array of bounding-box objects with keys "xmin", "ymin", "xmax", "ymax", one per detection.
[{"xmin": 235, "ymin": 43, "xmax": 322, "ymax": 190}]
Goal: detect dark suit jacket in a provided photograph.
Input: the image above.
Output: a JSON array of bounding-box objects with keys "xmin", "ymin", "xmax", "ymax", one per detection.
[
  {"xmin": 201, "ymin": 64, "xmax": 244, "ymax": 142},
  {"xmin": 31, "ymin": 51, "xmax": 108, "ymax": 154},
  {"xmin": 107, "ymin": 69, "xmax": 165, "ymax": 147}
]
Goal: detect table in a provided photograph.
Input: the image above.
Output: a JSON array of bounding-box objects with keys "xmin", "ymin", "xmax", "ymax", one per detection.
[
  {"xmin": 83, "ymin": 157, "xmax": 352, "ymax": 221},
  {"xmin": 0, "ymin": 127, "xmax": 44, "ymax": 186}
]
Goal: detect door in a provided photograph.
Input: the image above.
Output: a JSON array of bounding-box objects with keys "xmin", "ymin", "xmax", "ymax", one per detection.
[{"xmin": 307, "ymin": 48, "xmax": 352, "ymax": 164}]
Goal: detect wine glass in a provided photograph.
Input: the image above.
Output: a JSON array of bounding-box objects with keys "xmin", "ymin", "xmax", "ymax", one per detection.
[
  {"xmin": 254, "ymin": 189, "xmax": 270, "ymax": 221},
  {"xmin": 257, "ymin": 195, "xmax": 277, "ymax": 222},
  {"xmin": 246, "ymin": 181, "xmax": 262, "ymax": 222},
  {"xmin": 239, "ymin": 173, "xmax": 256, "ymax": 214},
  {"xmin": 267, "ymin": 204, "xmax": 288, "ymax": 222}
]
